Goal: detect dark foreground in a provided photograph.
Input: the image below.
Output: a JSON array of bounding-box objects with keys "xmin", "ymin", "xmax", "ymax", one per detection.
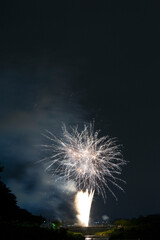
[
  {"xmin": 95, "ymin": 214, "xmax": 160, "ymax": 240},
  {"xmin": 1, "ymin": 214, "xmax": 160, "ymax": 240},
  {"xmin": 85, "ymin": 235, "xmax": 108, "ymax": 240},
  {"xmin": 68, "ymin": 215, "xmax": 160, "ymax": 240},
  {"xmin": 0, "ymin": 222, "xmax": 84, "ymax": 240},
  {"xmin": 68, "ymin": 226, "xmax": 111, "ymax": 235}
]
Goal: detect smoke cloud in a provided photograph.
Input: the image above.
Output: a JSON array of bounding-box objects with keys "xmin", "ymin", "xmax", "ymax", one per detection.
[{"xmin": 0, "ymin": 63, "xmax": 87, "ymax": 221}]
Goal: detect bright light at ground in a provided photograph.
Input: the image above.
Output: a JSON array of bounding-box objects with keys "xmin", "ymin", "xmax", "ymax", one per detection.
[{"xmin": 75, "ymin": 189, "xmax": 94, "ymax": 226}]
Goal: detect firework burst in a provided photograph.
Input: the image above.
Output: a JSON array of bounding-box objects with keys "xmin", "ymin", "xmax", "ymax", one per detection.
[{"xmin": 41, "ymin": 122, "xmax": 126, "ymax": 199}]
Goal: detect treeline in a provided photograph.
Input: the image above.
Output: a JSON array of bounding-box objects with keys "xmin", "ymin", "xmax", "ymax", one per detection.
[
  {"xmin": 96, "ymin": 214, "xmax": 160, "ymax": 239},
  {"xmin": 0, "ymin": 166, "xmax": 84, "ymax": 239},
  {"xmin": 0, "ymin": 166, "xmax": 44, "ymax": 225}
]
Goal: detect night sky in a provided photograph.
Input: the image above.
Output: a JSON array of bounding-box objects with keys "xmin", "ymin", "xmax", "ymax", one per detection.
[{"xmin": 0, "ymin": 1, "xmax": 160, "ymax": 223}]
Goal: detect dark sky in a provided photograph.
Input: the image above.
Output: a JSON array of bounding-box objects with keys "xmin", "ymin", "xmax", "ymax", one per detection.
[{"xmin": 0, "ymin": 1, "xmax": 160, "ymax": 222}]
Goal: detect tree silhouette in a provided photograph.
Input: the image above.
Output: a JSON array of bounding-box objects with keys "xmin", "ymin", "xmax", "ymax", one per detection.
[
  {"xmin": 0, "ymin": 166, "xmax": 20, "ymax": 220},
  {"xmin": 0, "ymin": 166, "xmax": 44, "ymax": 224}
]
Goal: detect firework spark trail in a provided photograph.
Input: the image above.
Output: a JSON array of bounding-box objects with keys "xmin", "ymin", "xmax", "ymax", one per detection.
[
  {"xmin": 41, "ymin": 123, "xmax": 126, "ymax": 226},
  {"xmin": 41, "ymin": 123, "xmax": 126, "ymax": 199}
]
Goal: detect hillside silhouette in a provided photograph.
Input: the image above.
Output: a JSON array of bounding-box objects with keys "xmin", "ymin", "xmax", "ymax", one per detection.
[
  {"xmin": 0, "ymin": 166, "xmax": 84, "ymax": 240},
  {"xmin": 96, "ymin": 214, "xmax": 160, "ymax": 239},
  {"xmin": 0, "ymin": 166, "xmax": 44, "ymax": 224}
]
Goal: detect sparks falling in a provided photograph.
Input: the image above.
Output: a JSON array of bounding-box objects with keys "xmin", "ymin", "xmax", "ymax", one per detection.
[{"xmin": 41, "ymin": 123, "xmax": 126, "ymax": 226}]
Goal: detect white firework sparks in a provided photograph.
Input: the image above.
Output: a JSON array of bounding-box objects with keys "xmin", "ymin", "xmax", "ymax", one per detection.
[{"xmin": 41, "ymin": 122, "xmax": 126, "ymax": 199}]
